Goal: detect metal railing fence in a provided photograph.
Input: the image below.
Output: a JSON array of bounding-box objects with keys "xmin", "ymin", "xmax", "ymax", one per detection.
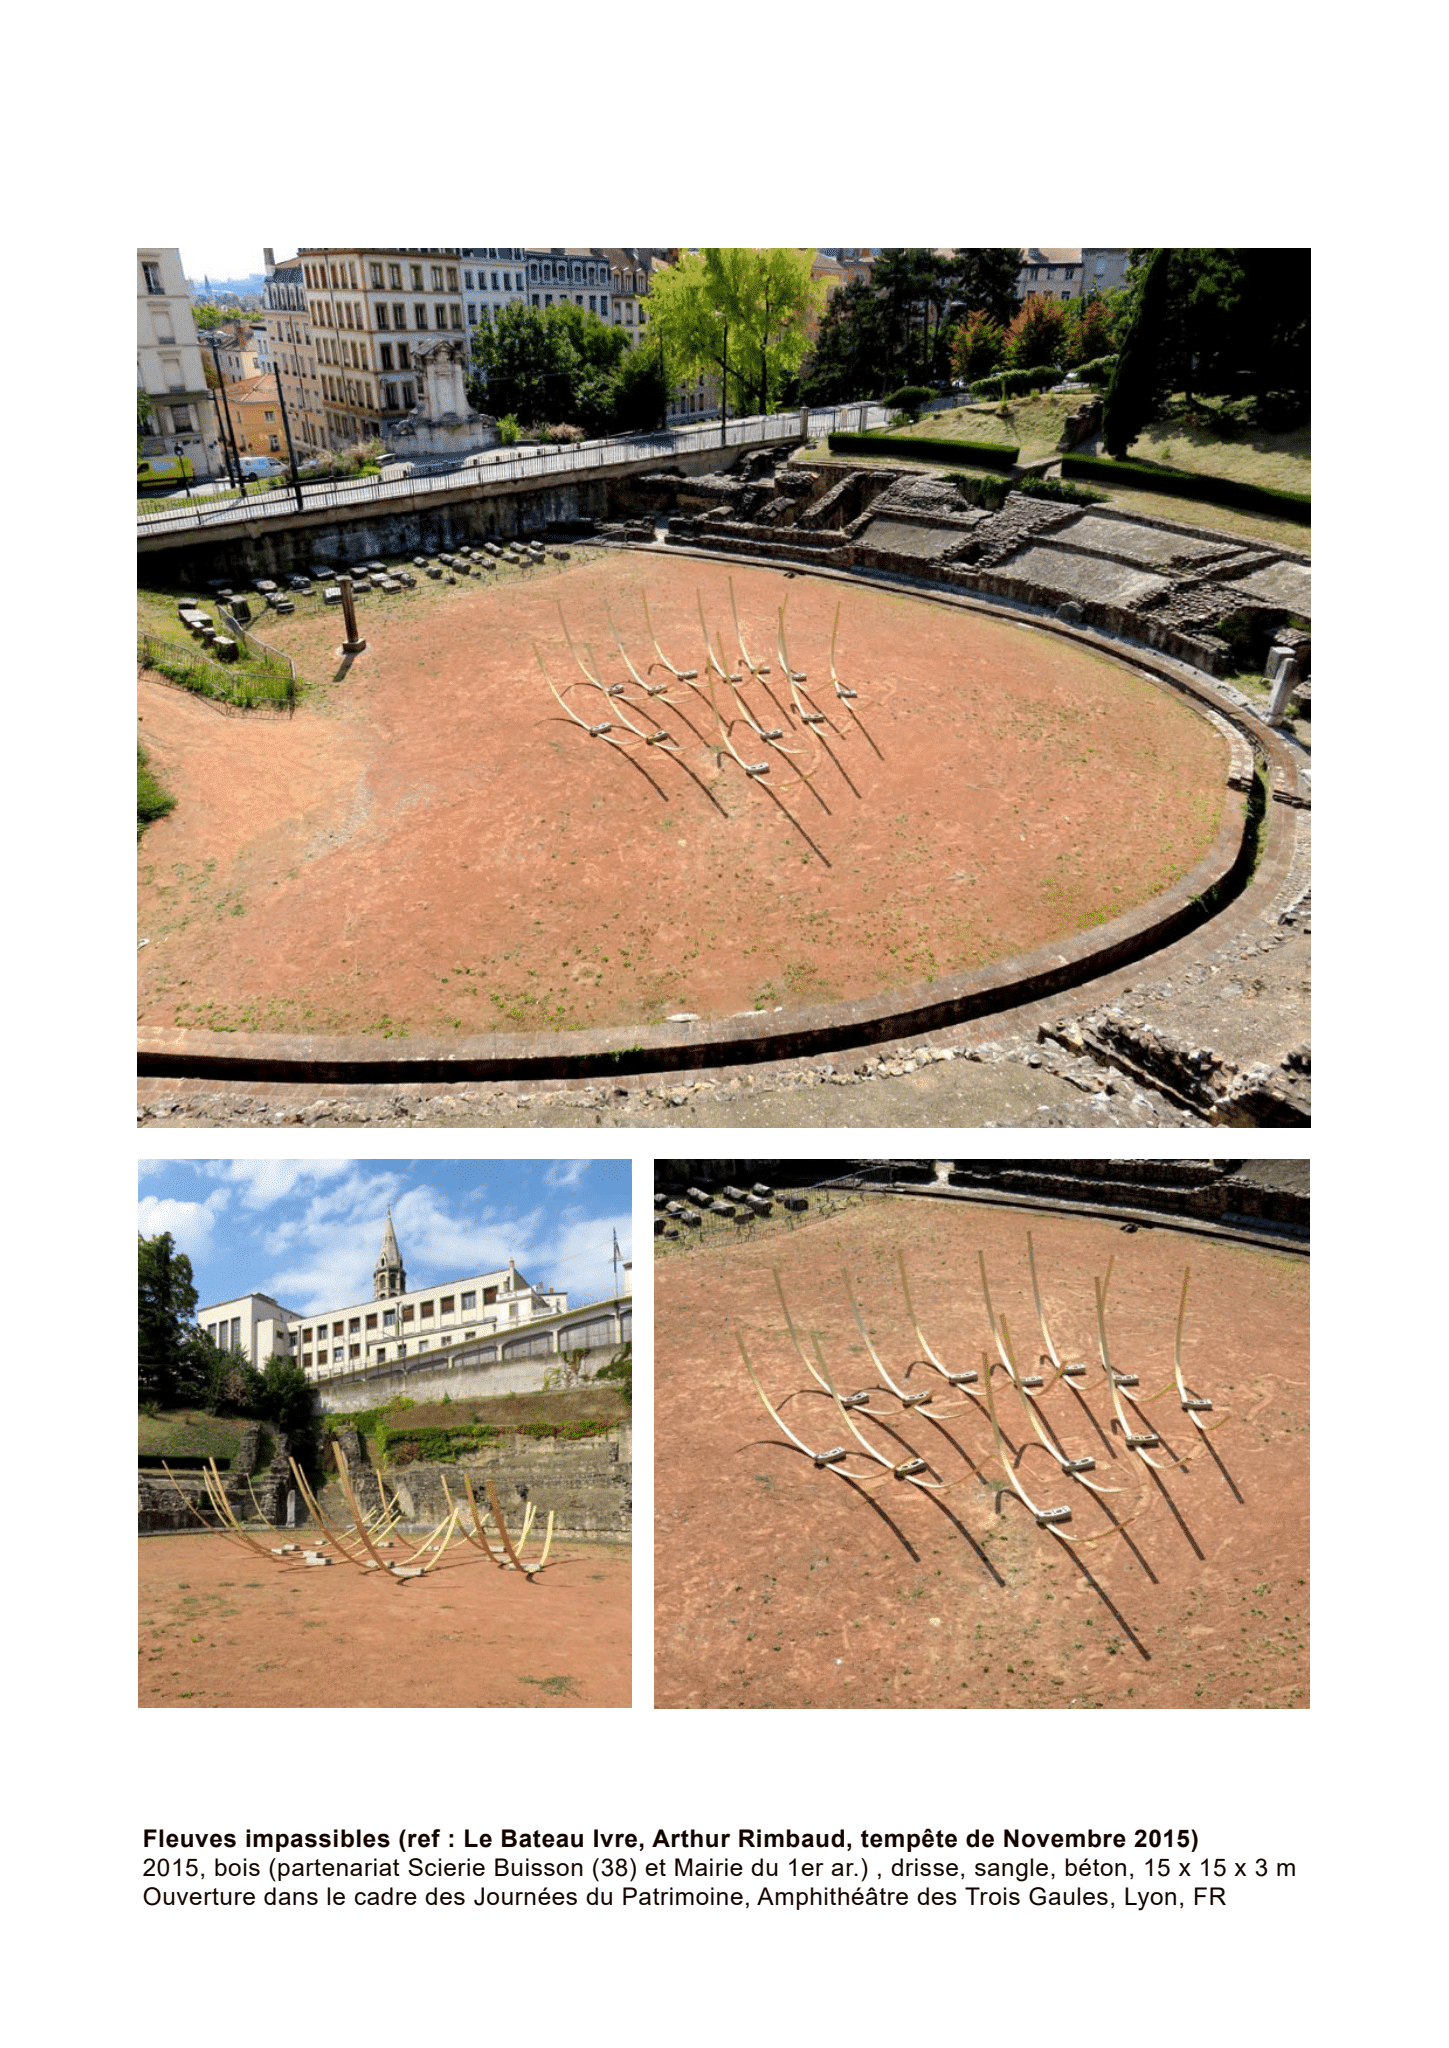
[{"xmin": 136, "ymin": 404, "xmax": 895, "ymax": 538}]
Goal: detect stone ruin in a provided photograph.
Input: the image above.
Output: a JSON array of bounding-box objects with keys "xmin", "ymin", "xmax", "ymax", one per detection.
[
  {"xmin": 387, "ymin": 336, "xmax": 499, "ymax": 463},
  {"xmin": 606, "ymin": 454, "xmax": 1311, "ymax": 679}
]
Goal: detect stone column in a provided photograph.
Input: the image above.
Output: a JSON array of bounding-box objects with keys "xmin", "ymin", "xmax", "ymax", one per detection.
[
  {"xmin": 339, "ymin": 574, "xmax": 366, "ymax": 654},
  {"xmin": 1266, "ymin": 648, "xmax": 1300, "ymax": 728}
]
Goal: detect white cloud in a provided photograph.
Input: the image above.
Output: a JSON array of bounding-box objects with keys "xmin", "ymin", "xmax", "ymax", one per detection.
[
  {"xmin": 201, "ymin": 1159, "xmax": 357, "ymax": 1211},
  {"xmin": 138, "ymin": 1190, "xmax": 230, "ymax": 1263},
  {"xmin": 543, "ymin": 1160, "xmax": 591, "ymax": 1192}
]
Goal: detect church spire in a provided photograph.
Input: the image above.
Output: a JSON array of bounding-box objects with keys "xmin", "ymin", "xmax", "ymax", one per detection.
[{"xmin": 373, "ymin": 1208, "xmax": 406, "ymax": 1299}]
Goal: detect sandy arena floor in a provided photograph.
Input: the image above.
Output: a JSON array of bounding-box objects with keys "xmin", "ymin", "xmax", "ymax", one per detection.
[
  {"xmin": 138, "ymin": 554, "xmax": 1227, "ymax": 1037},
  {"xmin": 139, "ymin": 1532, "xmax": 631, "ymax": 1708},
  {"xmin": 655, "ymin": 1197, "xmax": 1307, "ymax": 1709}
]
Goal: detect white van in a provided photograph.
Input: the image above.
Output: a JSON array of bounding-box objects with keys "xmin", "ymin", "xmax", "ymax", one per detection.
[{"xmin": 239, "ymin": 455, "xmax": 286, "ymax": 479}]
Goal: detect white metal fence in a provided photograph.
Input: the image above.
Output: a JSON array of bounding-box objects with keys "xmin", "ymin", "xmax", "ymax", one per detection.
[{"xmin": 136, "ymin": 404, "xmax": 895, "ymax": 539}]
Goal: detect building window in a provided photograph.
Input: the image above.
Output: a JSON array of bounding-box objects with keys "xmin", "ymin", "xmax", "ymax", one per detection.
[
  {"xmin": 421, "ymin": 1301, "xmax": 434, "ymax": 1318},
  {"xmin": 380, "ymin": 342, "xmax": 393, "ymax": 371},
  {"xmin": 370, "ymin": 262, "xmax": 383, "ymax": 288},
  {"xmin": 446, "ymin": 267, "xmax": 458, "ymax": 291},
  {"xmin": 411, "ymin": 265, "xmax": 424, "ymax": 291},
  {"xmin": 394, "ymin": 302, "xmax": 406, "ymax": 329},
  {"xmin": 143, "ymin": 260, "xmax": 163, "ymax": 294},
  {"xmin": 383, "ymin": 382, "xmax": 397, "ymax": 410},
  {"xmin": 441, "ymin": 1335, "xmax": 452, "ymax": 1347},
  {"xmin": 401, "ymin": 1305, "xmax": 414, "ymax": 1322},
  {"xmin": 415, "ymin": 304, "xmax": 428, "ymax": 329},
  {"xmin": 366, "ymin": 1313, "xmax": 377, "ymax": 1329},
  {"xmin": 349, "ymin": 1317, "xmax": 360, "ymax": 1332},
  {"xmin": 450, "ymin": 305, "xmax": 462, "ymax": 329},
  {"xmin": 484, "ymin": 1286, "xmax": 498, "ymax": 1304},
  {"xmin": 170, "ymin": 405, "xmax": 192, "ymax": 432},
  {"xmin": 461, "ymin": 1291, "xmax": 476, "ymax": 1310},
  {"xmin": 264, "ymin": 409, "xmax": 276, "ymax": 424},
  {"xmin": 349, "ymin": 1343, "xmax": 360, "ymax": 1359},
  {"xmin": 332, "ymin": 1347, "xmax": 342, "ymax": 1363},
  {"xmin": 389, "ymin": 263, "xmax": 402, "ymax": 289},
  {"xmin": 402, "ymin": 381, "xmax": 415, "ymax": 406},
  {"xmin": 492, "ymin": 272, "xmax": 499, "ymax": 291},
  {"xmin": 441, "ymin": 1296, "xmax": 455, "ymax": 1313},
  {"xmin": 431, "ymin": 265, "xmax": 443, "ymax": 291},
  {"xmin": 397, "ymin": 1343, "xmax": 406, "ymax": 1358},
  {"xmin": 397, "ymin": 342, "xmax": 410, "ymax": 370},
  {"xmin": 384, "ymin": 1309, "xmax": 396, "ymax": 1327},
  {"xmin": 465, "ymin": 269, "xmax": 474, "ymax": 290},
  {"xmin": 377, "ymin": 303, "xmax": 390, "ymax": 330},
  {"xmin": 467, "ymin": 304, "xmax": 475, "ymax": 324},
  {"xmin": 268, "ymin": 434, "xmax": 280, "ymax": 450}
]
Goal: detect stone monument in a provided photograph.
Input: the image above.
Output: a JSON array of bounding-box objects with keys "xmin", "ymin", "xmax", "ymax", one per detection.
[{"xmin": 387, "ymin": 336, "xmax": 500, "ymax": 462}]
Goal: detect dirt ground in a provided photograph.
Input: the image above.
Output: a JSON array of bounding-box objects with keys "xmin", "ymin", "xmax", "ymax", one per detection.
[
  {"xmin": 655, "ymin": 1197, "xmax": 1307, "ymax": 1709},
  {"xmin": 139, "ymin": 1533, "xmax": 631, "ymax": 1708},
  {"xmin": 137, "ymin": 553, "xmax": 1226, "ymax": 1038}
]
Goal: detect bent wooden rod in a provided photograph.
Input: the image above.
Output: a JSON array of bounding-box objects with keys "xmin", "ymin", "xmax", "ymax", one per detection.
[
  {"xmin": 995, "ymin": 1314, "xmax": 1133, "ymax": 1496},
  {"xmin": 1171, "ymin": 1268, "xmax": 1227, "ymax": 1435},
  {"xmin": 738, "ymin": 1329, "xmax": 875, "ymax": 1476},
  {"xmin": 729, "ymin": 578, "xmax": 770, "ymax": 680},
  {"xmin": 896, "ymin": 1250, "xmax": 980, "ymax": 1389},
  {"xmin": 808, "ymin": 1332, "xmax": 950, "ymax": 1489},
  {"xmin": 771, "ymin": 1266, "xmax": 887, "ymax": 1416},
  {"xmin": 1027, "ymin": 1232, "xmax": 1091, "ymax": 1391},
  {"xmin": 643, "ymin": 593, "xmax": 699, "ymax": 682},
  {"xmin": 978, "ymin": 1251, "xmax": 1046, "ymax": 1391},
  {"xmin": 607, "ymin": 606, "xmax": 673, "ymax": 699},
  {"xmin": 976, "ymin": 1353, "xmax": 1147, "ymax": 1545},
  {"xmin": 160, "ymin": 1460, "xmax": 269, "ymax": 1555},
  {"xmin": 841, "ymin": 1266, "xmax": 964, "ymax": 1414},
  {"xmin": 481, "ymin": 1478, "xmax": 554, "ymax": 1575},
  {"xmin": 1094, "ymin": 1277, "xmax": 1197, "ymax": 1473}
]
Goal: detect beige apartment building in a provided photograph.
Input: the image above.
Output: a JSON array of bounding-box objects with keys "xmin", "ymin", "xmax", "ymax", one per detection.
[
  {"xmin": 137, "ymin": 247, "xmax": 223, "ymax": 478},
  {"xmin": 297, "ymin": 247, "xmax": 467, "ymax": 446},
  {"xmin": 198, "ymin": 1213, "xmax": 632, "ymax": 1386},
  {"xmin": 261, "ymin": 251, "xmax": 326, "ymax": 456}
]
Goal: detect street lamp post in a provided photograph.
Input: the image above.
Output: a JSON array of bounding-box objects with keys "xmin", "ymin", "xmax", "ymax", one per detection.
[
  {"xmin": 715, "ymin": 311, "xmax": 729, "ymax": 449},
  {"xmin": 174, "ymin": 440, "xmax": 192, "ymax": 501}
]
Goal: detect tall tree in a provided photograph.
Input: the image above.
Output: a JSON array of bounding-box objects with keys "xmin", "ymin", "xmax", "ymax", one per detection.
[
  {"xmin": 138, "ymin": 1231, "xmax": 200, "ymax": 1408},
  {"xmin": 469, "ymin": 300, "xmax": 580, "ymax": 424},
  {"xmin": 945, "ymin": 248, "xmax": 1023, "ymax": 330},
  {"xmin": 1103, "ymin": 247, "xmax": 1175, "ymax": 454},
  {"xmin": 799, "ymin": 276, "xmax": 892, "ymax": 403},
  {"xmin": 649, "ymin": 250, "xmax": 822, "ymax": 419},
  {"xmin": 1004, "ymin": 292, "xmax": 1071, "ymax": 370}
]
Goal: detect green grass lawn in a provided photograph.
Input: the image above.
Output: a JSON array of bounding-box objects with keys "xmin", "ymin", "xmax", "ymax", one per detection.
[{"xmin": 139, "ymin": 1409, "xmax": 254, "ymax": 1460}]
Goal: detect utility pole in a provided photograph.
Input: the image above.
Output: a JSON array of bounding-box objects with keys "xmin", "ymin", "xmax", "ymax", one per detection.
[{"xmin": 272, "ymin": 366, "xmax": 304, "ymax": 511}]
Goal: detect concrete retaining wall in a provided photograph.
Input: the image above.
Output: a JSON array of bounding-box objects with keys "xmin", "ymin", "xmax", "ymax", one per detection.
[{"xmin": 312, "ymin": 1338, "xmax": 624, "ymax": 1416}]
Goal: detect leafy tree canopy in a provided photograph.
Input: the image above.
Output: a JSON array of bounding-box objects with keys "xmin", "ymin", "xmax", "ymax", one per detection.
[
  {"xmin": 649, "ymin": 249, "xmax": 824, "ymax": 416},
  {"xmin": 138, "ymin": 1232, "xmax": 200, "ymax": 1408}
]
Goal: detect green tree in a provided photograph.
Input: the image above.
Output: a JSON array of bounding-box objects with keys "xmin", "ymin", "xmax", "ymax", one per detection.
[
  {"xmin": 1004, "ymin": 292, "xmax": 1071, "ymax": 370},
  {"xmin": 188, "ymin": 1337, "xmax": 263, "ymax": 1416},
  {"xmin": 193, "ymin": 302, "xmax": 225, "ymax": 331},
  {"xmin": 949, "ymin": 309, "xmax": 1005, "ymax": 382},
  {"xmin": 469, "ymin": 300, "xmax": 580, "ymax": 425},
  {"xmin": 259, "ymin": 1356, "xmax": 314, "ymax": 1437},
  {"xmin": 1103, "ymin": 247, "xmax": 1175, "ymax": 454},
  {"xmin": 610, "ymin": 343, "xmax": 670, "ymax": 431},
  {"xmin": 799, "ymin": 275, "xmax": 892, "ymax": 403},
  {"xmin": 649, "ymin": 250, "xmax": 824, "ymax": 421},
  {"xmin": 1065, "ymin": 294, "xmax": 1116, "ymax": 367},
  {"xmin": 945, "ymin": 248, "xmax": 1023, "ymax": 330},
  {"xmin": 138, "ymin": 1231, "xmax": 200, "ymax": 1408}
]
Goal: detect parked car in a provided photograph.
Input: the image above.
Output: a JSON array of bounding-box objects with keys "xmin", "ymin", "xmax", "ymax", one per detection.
[{"xmin": 238, "ymin": 455, "xmax": 286, "ymax": 479}]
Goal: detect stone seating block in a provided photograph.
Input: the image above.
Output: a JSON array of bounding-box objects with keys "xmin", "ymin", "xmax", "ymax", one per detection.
[
  {"xmin": 213, "ymin": 637, "xmax": 238, "ymax": 661},
  {"xmin": 323, "ymin": 586, "xmax": 343, "ymax": 604}
]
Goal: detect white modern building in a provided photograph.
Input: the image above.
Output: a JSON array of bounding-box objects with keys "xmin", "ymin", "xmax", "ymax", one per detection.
[
  {"xmin": 137, "ymin": 246, "xmax": 224, "ymax": 478},
  {"xmin": 197, "ymin": 1212, "xmax": 632, "ymax": 1385}
]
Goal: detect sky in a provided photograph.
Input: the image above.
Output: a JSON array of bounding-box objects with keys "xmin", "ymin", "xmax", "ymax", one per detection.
[{"xmin": 137, "ymin": 1158, "xmax": 631, "ymax": 1317}]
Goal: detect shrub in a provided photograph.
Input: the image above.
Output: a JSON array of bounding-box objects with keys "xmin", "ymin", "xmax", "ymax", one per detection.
[
  {"xmin": 1070, "ymin": 354, "xmax": 1119, "ymax": 386},
  {"xmin": 1015, "ymin": 475, "xmax": 1107, "ymax": 506},
  {"xmin": 498, "ymin": 414, "xmax": 521, "ymax": 445},
  {"xmin": 1060, "ymin": 453, "xmax": 1310, "ymax": 523},
  {"xmin": 974, "ymin": 364, "xmax": 1062, "ymax": 399},
  {"xmin": 137, "ymin": 744, "xmax": 176, "ymax": 837},
  {"xmin": 882, "ymin": 384, "xmax": 936, "ymax": 420},
  {"xmin": 827, "ymin": 431, "xmax": 1018, "ymax": 471},
  {"xmin": 951, "ymin": 473, "xmax": 1012, "ymax": 511}
]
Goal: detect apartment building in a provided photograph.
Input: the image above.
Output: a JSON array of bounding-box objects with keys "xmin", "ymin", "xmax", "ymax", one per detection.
[
  {"xmin": 261, "ymin": 251, "xmax": 325, "ymax": 456},
  {"xmin": 296, "ymin": 248, "xmax": 467, "ymax": 446},
  {"xmin": 137, "ymin": 247, "xmax": 223, "ymax": 479},
  {"xmin": 458, "ymin": 247, "xmax": 529, "ymax": 345}
]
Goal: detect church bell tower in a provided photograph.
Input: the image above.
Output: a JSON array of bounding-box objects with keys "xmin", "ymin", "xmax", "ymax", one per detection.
[{"xmin": 373, "ymin": 1209, "xmax": 406, "ymax": 1299}]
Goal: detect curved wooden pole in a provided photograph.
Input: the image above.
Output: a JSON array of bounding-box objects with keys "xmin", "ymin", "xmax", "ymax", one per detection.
[{"xmin": 643, "ymin": 593, "xmax": 699, "ymax": 682}]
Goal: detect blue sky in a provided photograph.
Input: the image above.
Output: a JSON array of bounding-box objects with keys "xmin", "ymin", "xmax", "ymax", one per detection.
[{"xmin": 137, "ymin": 1159, "xmax": 631, "ymax": 1318}]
